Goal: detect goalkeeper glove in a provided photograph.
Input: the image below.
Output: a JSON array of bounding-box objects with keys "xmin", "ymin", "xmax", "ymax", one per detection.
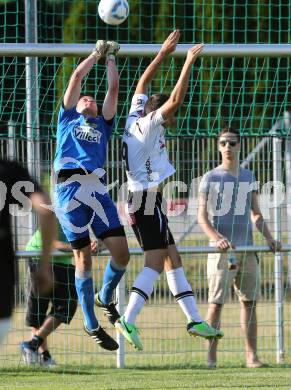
[
  {"xmin": 91, "ymin": 40, "xmax": 108, "ymax": 60},
  {"xmin": 106, "ymin": 41, "xmax": 120, "ymax": 62}
]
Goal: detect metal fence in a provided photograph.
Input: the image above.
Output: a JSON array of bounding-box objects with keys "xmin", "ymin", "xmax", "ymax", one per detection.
[{"xmin": 1, "ymin": 134, "xmax": 289, "ymax": 249}]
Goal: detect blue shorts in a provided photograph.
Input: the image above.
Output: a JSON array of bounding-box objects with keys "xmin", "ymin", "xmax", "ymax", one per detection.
[{"xmin": 54, "ymin": 180, "xmax": 123, "ymax": 243}]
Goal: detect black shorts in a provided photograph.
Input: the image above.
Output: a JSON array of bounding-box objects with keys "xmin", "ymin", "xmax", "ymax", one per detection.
[
  {"xmin": 26, "ymin": 261, "xmax": 78, "ymax": 328},
  {"xmin": 127, "ymin": 191, "xmax": 175, "ymax": 251},
  {"xmin": 70, "ymin": 226, "xmax": 126, "ymax": 250}
]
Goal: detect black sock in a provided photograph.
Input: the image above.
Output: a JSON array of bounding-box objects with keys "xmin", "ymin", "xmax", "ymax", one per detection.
[
  {"xmin": 41, "ymin": 350, "xmax": 51, "ymax": 361},
  {"xmin": 186, "ymin": 321, "xmax": 202, "ymax": 331},
  {"xmin": 29, "ymin": 335, "xmax": 44, "ymax": 351}
]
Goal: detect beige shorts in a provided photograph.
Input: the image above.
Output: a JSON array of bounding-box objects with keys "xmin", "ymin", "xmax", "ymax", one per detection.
[{"xmin": 207, "ymin": 252, "xmax": 261, "ymax": 304}]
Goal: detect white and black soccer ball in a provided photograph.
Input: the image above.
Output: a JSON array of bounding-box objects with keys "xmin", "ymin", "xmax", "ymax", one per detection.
[{"xmin": 98, "ymin": 0, "xmax": 129, "ymax": 26}]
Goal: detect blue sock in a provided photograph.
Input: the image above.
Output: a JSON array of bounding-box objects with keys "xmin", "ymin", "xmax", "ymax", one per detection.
[
  {"xmin": 75, "ymin": 273, "xmax": 98, "ymax": 330},
  {"xmin": 98, "ymin": 259, "xmax": 126, "ymax": 305}
]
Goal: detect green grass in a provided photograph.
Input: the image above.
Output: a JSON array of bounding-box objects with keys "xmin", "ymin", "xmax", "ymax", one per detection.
[
  {"xmin": 1, "ymin": 365, "xmax": 291, "ymax": 390},
  {"xmin": 5, "ymin": 300, "xmax": 291, "ymax": 368},
  {"xmin": 7, "ymin": 248, "xmax": 291, "ymax": 388}
]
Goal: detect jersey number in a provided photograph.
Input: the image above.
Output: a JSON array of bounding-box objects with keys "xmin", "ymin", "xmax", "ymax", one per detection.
[{"xmin": 121, "ymin": 142, "xmax": 129, "ymax": 171}]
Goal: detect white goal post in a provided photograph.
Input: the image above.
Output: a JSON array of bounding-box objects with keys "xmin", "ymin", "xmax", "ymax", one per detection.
[{"xmin": 0, "ymin": 43, "xmax": 291, "ymax": 57}]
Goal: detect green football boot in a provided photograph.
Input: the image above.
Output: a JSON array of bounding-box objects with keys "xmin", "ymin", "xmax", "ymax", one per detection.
[
  {"xmin": 115, "ymin": 315, "xmax": 143, "ymax": 351},
  {"xmin": 187, "ymin": 321, "xmax": 224, "ymax": 340}
]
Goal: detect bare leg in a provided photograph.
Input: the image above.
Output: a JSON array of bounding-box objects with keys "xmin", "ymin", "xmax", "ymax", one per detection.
[
  {"xmin": 31, "ymin": 327, "xmax": 47, "ymax": 352},
  {"xmin": 73, "ymin": 244, "xmax": 92, "ymax": 271},
  {"xmin": 32, "ymin": 317, "xmax": 62, "ymax": 353},
  {"xmin": 144, "ymin": 248, "xmax": 167, "ymax": 272},
  {"xmin": 240, "ymin": 301, "xmax": 263, "ymax": 367},
  {"xmin": 103, "ymin": 236, "xmax": 130, "ymax": 268},
  {"xmin": 206, "ymin": 303, "xmax": 223, "ymax": 367},
  {"xmin": 164, "ymin": 245, "xmax": 182, "ymax": 271}
]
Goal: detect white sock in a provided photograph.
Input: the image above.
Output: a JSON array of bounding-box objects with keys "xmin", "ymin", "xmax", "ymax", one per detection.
[
  {"xmin": 166, "ymin": 267, "xmax": 202, "ymax": 323},
  {"xmin": 124, "ymin": 267, "xmax": 159, "ymax": 324},
  {"xmin": 0, "ymin": 317, "xmax": 11, "ymax": 345}
]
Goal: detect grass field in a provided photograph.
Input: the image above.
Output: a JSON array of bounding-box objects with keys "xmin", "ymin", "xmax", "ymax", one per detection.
[
  {"xmin": 2, "ymin": 300, "xmax": 291, "ymax": 368},
  {"xmin": 2, "ymin": 250, "xmax": 291, "ymax": 388},
  {"xmin": 1, "ymin": 365, "xmax": 291, "ymax": 389}
]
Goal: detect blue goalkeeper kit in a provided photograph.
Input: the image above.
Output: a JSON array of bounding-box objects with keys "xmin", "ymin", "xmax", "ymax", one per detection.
[
  {"xmin": 53, "ymin": 105, "xmax": 125, "ymax": 324},
  {"xmin": 54, "ymin": 105, "xmax": 114, "ymax": 173},
  {"xmin": 53, "ymin": 105, "xmax": 122, "ymax": 243}
]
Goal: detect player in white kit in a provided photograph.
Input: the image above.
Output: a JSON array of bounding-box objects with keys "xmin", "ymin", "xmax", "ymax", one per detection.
[{"xmin": 115, "ymin": 30, "xmax": 224, "ymax": 350}]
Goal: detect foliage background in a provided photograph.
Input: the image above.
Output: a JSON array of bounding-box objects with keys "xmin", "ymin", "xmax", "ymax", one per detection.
[{"xmin": 0, "ymin": 0, "xmax": 290, "ymax": 137}]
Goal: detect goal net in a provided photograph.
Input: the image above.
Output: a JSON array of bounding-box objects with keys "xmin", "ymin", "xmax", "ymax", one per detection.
[{"xmin": 0, "ymin": 0, "xmax": 290, "ymax": 369}]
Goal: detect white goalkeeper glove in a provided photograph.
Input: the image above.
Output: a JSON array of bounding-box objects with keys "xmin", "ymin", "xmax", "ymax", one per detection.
[
  {"xmin": 91, "ymin": 40, "xmax": 109, "ymax": 60},
  {"xmin": 106, "ymin": 40, "xmax": 120, "ymax": 62}
]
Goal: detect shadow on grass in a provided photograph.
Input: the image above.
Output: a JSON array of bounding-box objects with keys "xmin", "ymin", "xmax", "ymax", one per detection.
[
  {"xmin": 0, "ymin": 365, "xmax": 94, "ymax": 376},
  {"xmin": 123, "ymin": 362, "xmax": 291, "ymax": 370},
  {"xmin": 2, "ymin": 362, "xmax": 291, "ymax": 376}
]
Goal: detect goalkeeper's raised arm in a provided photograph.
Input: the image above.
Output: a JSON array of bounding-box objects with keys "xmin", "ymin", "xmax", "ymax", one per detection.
[
  {"xmin": 102, "ymin": 41, "xmax": 120, "ymax": 121},
  {"xmin": 63, "ymin": 40, "xmax": 109, "ymax": 111}
]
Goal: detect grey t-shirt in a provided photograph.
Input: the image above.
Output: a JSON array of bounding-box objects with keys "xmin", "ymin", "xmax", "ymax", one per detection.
[{"xmin": 199, "ymin": 166, "xmax": 258, "ymax": 245}]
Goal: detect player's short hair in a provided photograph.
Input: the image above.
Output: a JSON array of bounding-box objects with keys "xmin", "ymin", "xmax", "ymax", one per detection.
[
  {"xmin": 144, "ymin": 93, "xmax": 169, "ymax": 115},
  {"xmin": 78, "ymin": 94, "xmax": 95, "ymax": 102},
  {"xmin": 77, "ymin": 95, "xmax": 99, "ymax": 115},
  {"xmin": 219, "ymin": 127, "xmax": 241, "ymax": 142}
]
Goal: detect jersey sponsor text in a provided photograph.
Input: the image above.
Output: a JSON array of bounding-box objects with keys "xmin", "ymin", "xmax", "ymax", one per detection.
[{"xmin": 74, "ymin": 125, "xmax": 102, "ymax": 143}]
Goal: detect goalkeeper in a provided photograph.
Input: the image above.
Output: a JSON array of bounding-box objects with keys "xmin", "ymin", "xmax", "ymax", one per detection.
[
  {"xmin": 53, "ymin": 40, "xmax": 130, "ymax": 351},
  {"xmin": 0, "ymin": 160, "xmax": 55, "ymax": 345},
  {"xmin": 117, "ymin": 30, "xmax": 223, "ymax": 351}
]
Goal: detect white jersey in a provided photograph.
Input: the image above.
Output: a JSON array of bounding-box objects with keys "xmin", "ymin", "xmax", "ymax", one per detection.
[{"xmin": 122, "ymin": 94, "xmax": 175, "ymax": 192}]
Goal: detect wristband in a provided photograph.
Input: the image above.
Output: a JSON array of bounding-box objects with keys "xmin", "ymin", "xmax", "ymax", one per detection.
[{"xmin": 107, "ymin": 54, "xmax": 116, "ymax": 62}]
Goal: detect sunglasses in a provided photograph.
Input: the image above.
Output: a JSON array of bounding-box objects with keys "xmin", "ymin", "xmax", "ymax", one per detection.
[{"xmin": 219, "ymin": 140, "xmax": 238, "ymax": 147}]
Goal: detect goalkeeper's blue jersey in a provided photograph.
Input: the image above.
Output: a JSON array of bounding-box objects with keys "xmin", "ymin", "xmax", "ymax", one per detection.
[{"xmin": 54, "ymin": 105, "xmax": 114, "ymax": 173}]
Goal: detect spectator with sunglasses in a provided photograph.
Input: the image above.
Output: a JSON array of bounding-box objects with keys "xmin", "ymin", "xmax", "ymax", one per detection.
[{"xmin": 198, "ymin": 127, "xmax": 281, "ymax": 368}]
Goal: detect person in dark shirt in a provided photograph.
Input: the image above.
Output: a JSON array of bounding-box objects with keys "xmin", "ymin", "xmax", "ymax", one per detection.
[{"xmin": 0, "ymin": 160, "xmax": 55, "ymax": 345}]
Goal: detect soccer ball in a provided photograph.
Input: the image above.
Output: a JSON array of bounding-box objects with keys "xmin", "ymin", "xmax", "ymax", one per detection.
[{"xmin": 98, "ymin": 0, "xmax": 129, "ymax": 26}]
